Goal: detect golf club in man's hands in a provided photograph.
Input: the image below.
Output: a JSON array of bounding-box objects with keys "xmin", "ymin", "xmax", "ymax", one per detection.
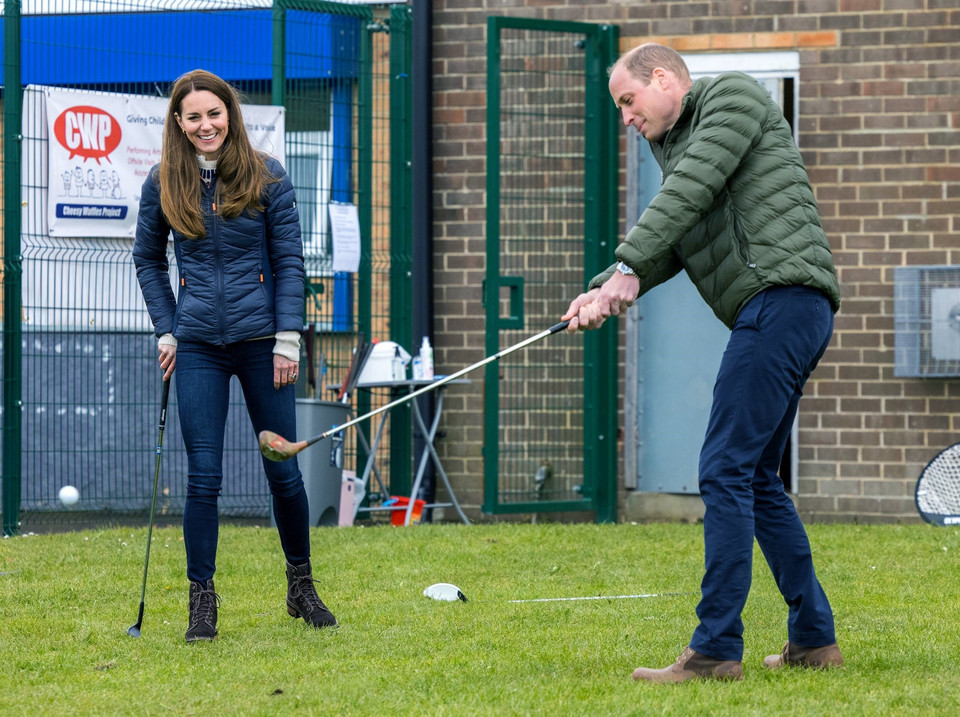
[{"xmin": 259, "ymin": 320, "xmax": 570, "ymax": 462}]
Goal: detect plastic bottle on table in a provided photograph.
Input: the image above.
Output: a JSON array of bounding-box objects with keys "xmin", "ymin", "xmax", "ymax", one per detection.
[
  {"xmin": 392, "ymin": 345, "xmax": 405, "ymax": 381},
  {"xmin": 419, "ymin": 336, "xmax": 434, "ymax": 380}
]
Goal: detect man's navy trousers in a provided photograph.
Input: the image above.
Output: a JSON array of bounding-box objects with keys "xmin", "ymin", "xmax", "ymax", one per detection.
[{"xmin": 689, "ymin": 285, "xmax": 838, "ymax": 661}]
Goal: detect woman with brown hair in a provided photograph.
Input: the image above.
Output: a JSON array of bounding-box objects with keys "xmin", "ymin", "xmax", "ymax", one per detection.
[{"xmin": 134, "ymin": 69, "xmax": 337, "ymax": 642}]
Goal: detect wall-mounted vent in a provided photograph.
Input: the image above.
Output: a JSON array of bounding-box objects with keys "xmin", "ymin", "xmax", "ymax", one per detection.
[{"xmin": 895, "ymin": 266, "xmax": 960, "ymax": 378}]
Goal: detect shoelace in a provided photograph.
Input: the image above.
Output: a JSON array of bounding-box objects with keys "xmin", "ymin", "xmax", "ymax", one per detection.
[
  {"xmin": 189, "ymin": 584, "xmax": 221, "ymax": 627},
  {"xmin": 292, "ymin": 575, "xmax": 327, "ymax": 615}
]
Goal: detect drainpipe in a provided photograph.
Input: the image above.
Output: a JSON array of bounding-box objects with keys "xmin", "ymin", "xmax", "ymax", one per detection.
[{"xmin": 410, "ymin": 0, "xmax": 436, "ymax": 515}]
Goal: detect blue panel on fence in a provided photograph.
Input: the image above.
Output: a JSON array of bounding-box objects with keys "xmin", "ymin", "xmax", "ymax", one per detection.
[
  {"xmin": 331, "ymin": 83, "xmax": 354, "ymax": 203},
  {"xmin": 0, "ymin": 10, "xmax": 360, "ymax": 86},
  {"xmin": 289, "ymin": 10, "xmax": 362, "ymax": 80},
  {"xmin": 332, "ymin": 273, "xmax": 353, "ymax": 332}
]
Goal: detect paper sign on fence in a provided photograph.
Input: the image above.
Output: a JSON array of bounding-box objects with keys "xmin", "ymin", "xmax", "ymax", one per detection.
[{"xmin": 329, "ymin": 202, "xmax": 361, "ymax": 273}]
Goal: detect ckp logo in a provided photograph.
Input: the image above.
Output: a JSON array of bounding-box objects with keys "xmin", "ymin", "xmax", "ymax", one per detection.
[{"xmin": 53, "ymin": 105, "xmax": 122, "ymax": 164}]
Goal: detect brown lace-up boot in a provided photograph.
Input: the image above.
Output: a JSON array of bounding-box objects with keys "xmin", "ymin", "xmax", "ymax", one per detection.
[
  {"xmin": 286, "ymin": 560, "xmax": 338, "ymax": 629},
  {"xmin": 632, "ymin": 646, "xmax": 743, "ymax": 683},
  {"xmin": 763, "ymin": 641, "xmax": 844, "ymax": 670}
]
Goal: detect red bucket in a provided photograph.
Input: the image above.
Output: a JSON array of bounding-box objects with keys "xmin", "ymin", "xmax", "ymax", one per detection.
[{"xmin": 389, "ymin": 496, "xmax": 425, "ymax": 526}]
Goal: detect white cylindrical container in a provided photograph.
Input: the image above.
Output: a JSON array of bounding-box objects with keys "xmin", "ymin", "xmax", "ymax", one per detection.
[{"xmin": 420, "ymin": 336, "xmax": 434, "ymax": 380}]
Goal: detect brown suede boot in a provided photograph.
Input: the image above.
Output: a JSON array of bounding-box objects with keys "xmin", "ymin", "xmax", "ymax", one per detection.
[
  {"xmin": 632, "ymin": 646, "xmax": 743, "ymax": 683},
  {"xmin": 763, "ymin": 641, "xmax": 844, "ymax": 670}
]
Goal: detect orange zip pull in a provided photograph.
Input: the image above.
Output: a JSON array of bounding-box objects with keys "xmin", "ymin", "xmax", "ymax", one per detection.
[
  {"xmin": 180, "ymin": 277, "xmax": 185, "ymax": 286},
  {"xmin": 212, "ymin": 202, "xmax": 216, "ymax": 211},
  {"xmin": 260, "ymin": 273, "xmax": 264, "ymax": 283}
]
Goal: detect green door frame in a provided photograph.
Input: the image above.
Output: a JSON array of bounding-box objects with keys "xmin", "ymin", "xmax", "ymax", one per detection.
[{"xmin": 483, "ymin": 17, "xmax": 619, "ymax": 523}]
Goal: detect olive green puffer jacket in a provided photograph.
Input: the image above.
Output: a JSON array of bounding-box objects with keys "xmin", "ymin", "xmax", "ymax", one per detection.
[{"xmin": 590, "ymin": 72, "xmax": 840, "ymax": 328}]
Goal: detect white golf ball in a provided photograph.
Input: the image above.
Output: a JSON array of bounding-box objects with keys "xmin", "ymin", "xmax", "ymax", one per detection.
[{"xmin": 59, "ymin": 485, "xmax": 80, "ymax": 506}]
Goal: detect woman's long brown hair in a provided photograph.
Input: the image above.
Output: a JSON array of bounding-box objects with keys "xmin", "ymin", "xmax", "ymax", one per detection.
[{"xmin": 158, "ymin": 70, "xmax": 274, "ymax": 238}]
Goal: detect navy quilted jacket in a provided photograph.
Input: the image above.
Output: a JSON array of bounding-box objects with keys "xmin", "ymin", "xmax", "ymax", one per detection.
[
  {"xmin": 133, "ymin": 156, "xmax": 305, "ymax": 345},
  {"xmin": 590, "ymin": 72, "xmax": 840, "ymax": 328}
]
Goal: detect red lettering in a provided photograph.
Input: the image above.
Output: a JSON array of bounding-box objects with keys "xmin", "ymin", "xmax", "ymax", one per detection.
[{"xmin": 53, "ymin": 105, "xmax": 122, "ymax": 164}]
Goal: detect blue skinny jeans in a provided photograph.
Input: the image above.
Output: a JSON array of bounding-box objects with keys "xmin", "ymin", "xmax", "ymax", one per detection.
[
  {"xmin": 175, "ymin": 338, "xmax": 309, "ymax": 583},
  {"xmin": 689, "ymin": 286, "xmax": 837, "ymax": 661}
]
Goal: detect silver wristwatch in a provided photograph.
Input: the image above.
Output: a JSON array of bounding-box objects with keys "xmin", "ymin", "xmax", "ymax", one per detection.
[{"xmin": 616, "ymin": 261, "xmax": 635, "ymax": 276}]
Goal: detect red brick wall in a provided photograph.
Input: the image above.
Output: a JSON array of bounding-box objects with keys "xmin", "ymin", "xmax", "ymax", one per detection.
[{"xmin": 430, "ymin": 0, "xmax": 960, "ymax": 523}]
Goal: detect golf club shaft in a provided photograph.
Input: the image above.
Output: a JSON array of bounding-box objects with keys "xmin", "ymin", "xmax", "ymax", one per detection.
[
  {"xmin": 302, "ymin": 320, "xmax": 570, "ymax": 449},
  {"xmin": 134, "ymin": 378, "xmax": 170, "ymax": 629}
]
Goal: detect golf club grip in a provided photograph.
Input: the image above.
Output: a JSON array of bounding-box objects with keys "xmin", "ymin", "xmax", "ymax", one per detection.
[
  {"xmin": 308, "ymin": 319, "xmax": 571, "ymax": 446},
  {"xmin": 159, "ymin": 378, "xmax": 171, "ymax": 431}
]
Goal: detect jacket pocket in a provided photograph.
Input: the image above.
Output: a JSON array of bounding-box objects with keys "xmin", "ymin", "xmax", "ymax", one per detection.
[
  {"xmin": 728, "ymin": 198, "xmax": 756, "ymax": 269},
  {"xmin": 256, "ymin": 265, "xmax": 272, "ymax": 312}
]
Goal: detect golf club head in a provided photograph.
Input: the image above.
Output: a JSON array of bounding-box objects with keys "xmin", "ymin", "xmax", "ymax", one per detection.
[
  {"xmin": 258, "ymin": 430, "xmax": 306, "ymax": 462},
  {"xmin": 127, "ymin": 624, "xmax": 142, "ymax": 638}
]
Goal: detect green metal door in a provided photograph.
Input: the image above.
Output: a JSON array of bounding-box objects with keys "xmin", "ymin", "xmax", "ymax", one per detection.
[{"xmin": 483, "ymin": 18, "xmax": 619, "ymax": 522}]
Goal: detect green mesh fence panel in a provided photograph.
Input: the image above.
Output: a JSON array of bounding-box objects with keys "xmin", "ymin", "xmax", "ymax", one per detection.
[{"xmin": 1, "ymin": 1, "xmax": 401, "ymax": 531}]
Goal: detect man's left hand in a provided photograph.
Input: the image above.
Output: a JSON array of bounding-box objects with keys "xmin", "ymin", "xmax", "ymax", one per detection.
[{"xmin": 562, "ymin": 271, "xmax": 640, "ymax": 332}]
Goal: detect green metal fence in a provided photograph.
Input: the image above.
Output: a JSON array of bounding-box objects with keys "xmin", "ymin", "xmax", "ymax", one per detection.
[
  {"xmin": 1, "ymin": 0, "xmax": 412, "ymax": 535},
  {"xmin": 483, "ymin": 17, "xmax": 619, "ymax": 522}
]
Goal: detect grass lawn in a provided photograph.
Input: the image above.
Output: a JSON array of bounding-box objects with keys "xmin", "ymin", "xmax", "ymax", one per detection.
[{"xmin": 2, "ymin": 521, "xmax": 958, "ymax": 715}]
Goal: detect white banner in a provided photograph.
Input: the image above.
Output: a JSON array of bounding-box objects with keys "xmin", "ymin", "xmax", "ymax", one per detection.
[{"xmin": 42, "ymin": 86, "xmax": 285, "ymax": 238}]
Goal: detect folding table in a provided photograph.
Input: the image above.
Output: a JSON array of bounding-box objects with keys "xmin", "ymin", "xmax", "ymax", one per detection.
[{"xmin": 332, "ymin": 378, "xmax": 471, "ymax": 525}]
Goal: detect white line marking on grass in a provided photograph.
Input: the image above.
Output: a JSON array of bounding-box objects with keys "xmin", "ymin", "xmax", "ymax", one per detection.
[{"xmin": 508, "ymin": 592, "xmax": 686, "ymax": 603}]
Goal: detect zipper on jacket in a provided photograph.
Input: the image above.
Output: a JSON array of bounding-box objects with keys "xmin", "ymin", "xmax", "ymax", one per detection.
[{"xmin": 208, "ymin": 184, "xmax": 228, "ymax": 347}]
